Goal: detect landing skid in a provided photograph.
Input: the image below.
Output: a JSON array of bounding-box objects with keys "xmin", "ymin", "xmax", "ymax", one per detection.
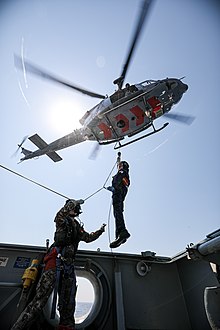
[
  {"xmin": 98, "ymin": 137, "xmax": 124, "ymax": 146},
  {"xmin": 114, "ymin": 122, "xmax": 169, "ymax": 149}
]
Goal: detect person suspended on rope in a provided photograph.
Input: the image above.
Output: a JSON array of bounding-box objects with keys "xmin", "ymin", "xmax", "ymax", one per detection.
[
  {"xmin": 106, "ymin": 160, "xmax": 131, "ymax": 248},
  {"xmin": 11, "ymin": 199, "xmax": 106, "ymax": 330}
]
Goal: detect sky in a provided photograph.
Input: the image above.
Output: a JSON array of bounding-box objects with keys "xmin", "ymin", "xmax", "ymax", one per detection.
[{"xmin": 0, "ymin": 0, "xmax": 220, "ymax": 263}]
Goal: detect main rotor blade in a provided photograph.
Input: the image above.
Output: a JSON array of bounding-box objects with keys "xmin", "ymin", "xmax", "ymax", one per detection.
[
  {"xmin": 89, "ymin": 142, "xmax": 101, "ymax": 160},
  {"xmin": 114, "ymin": 0, "xmax": 153, "ymax": 89},
  {"xmin": 164, "ymin": 112, "xmax": 195, "ymax": 125},
  {"xmin": 14, "ymin": 54, "xmax": 105, "ymax": 99}
]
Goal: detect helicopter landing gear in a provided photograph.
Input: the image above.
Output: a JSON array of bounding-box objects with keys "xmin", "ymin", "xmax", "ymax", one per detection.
[{"xmin": 114, "ymin": 122, "xmax": 169, "ymax": 150}]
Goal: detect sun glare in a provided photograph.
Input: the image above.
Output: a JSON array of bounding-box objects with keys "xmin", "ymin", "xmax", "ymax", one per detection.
[{"xmin": 47, "ymin": 99, "xmax": 83, "ymax": 134}]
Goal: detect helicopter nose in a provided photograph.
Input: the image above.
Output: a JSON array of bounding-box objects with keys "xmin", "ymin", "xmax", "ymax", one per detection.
[{"xmin": 183, "ymin": 83, "xmax": 188, "ymax": 92}]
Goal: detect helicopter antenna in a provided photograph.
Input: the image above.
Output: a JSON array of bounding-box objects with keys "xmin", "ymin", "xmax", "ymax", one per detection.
[{"xmin": 113, "ymin": 0, "xmax": 153, "ymax": 90}]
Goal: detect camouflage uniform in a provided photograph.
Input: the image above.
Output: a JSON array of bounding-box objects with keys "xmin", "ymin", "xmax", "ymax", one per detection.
[{"xmin": 11, "ymin": 200, "xmax": 105, "ymax": 330}]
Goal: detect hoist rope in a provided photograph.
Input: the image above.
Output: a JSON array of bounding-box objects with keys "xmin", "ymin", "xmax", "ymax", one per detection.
[
  {"xmin": 83, "ymin": 159, "xmax": 118, "ymax": 201},
  {"xmin": 1, "ymin": 154, "xmax": 121, "ymax": 251},
  {"xmin": 83, "ymin": 187, "xmax": 104, "ymax": 202},
  {"xmin": 107, "ymin": 199, "xmax": 113, "ymax": 251},
  {"xmin": 0, "ymin": 164, "xmax": 70, "ymax": 199},
  {"xmin": 0, "ymin": 154, "xmax": 119, "ymax": 202}
]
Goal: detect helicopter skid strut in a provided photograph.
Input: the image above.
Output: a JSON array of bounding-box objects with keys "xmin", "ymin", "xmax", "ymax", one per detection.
[{"xmin": 114, "ymin": 122, "xmax": 169, "ymax": 150}]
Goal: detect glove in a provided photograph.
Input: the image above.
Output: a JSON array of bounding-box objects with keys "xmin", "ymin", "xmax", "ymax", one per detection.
[
  {"xmin": 106, "ymin": 186, "xmax": 115, "ymax": 193},
  {"xmin": 100, "ymin": 223, "xmax": 106, "ymax": 233},
  {"xmin": 65, "ymin": 198, "xmax": 84, "ymax": 206},
  {"xmin": 76, "ymin": 199, "xmax": 84, "ymax": 204}
]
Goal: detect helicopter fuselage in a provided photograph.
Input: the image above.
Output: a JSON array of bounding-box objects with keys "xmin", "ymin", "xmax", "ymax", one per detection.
[{"xmin": 82, "ymin": 78, "xmax": 188, "ymax": 143}]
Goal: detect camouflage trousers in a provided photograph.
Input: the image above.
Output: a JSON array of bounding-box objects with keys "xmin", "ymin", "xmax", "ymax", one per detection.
[
  {"xmin": 11, "ymin": 265, "xmax": 77, "ymax": 330},
  {"xmin": 57, "ymin": 261, "xmax": 77, "ymax": 327},
  {"xmin": 11, "ymin": 269, "xmax": 56, "ymax": 330}
]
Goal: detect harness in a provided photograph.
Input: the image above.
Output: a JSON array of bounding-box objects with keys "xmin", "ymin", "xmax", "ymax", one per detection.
[
  {"xmin": 51, "ymin": 247, "xmax": 62, "ymax": 319},
  {"xmin": 50, "ymin": 245, "xmax": 77, "ymax": 319}
]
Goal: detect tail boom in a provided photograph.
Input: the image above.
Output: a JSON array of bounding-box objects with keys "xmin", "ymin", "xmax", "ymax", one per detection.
[{"xmin": 20, "ymin": 128, "xmax": 88, "ymax": 162}]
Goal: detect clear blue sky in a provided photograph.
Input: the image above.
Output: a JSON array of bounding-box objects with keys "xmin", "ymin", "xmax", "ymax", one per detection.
[{"xmin": 0, "ymin": 0, "xmax": 219, "ymax": 260}]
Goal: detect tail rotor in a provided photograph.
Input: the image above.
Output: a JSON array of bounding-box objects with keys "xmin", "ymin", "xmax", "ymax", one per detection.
[{"xmin": 11, "ymin": 135, "xmax": 28, "ymax": 158}]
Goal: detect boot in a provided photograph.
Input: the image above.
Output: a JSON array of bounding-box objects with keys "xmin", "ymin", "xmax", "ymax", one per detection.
[
  {"xmin": 110, "ymin": 230, "xmax": 130, "ymax": 248},
  {"xmin": 120, "ymin": 229, "xmax": 131, "ymax": 240}
]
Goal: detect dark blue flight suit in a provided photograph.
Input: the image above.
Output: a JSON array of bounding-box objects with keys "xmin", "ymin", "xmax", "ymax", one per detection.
[
  {"xmin": 108, "ymin": 163, "xmax": 130, "ymax": 248},
  {"xmin": 112, "ymin": 169, "xmax": 130, "ymax": 238}
]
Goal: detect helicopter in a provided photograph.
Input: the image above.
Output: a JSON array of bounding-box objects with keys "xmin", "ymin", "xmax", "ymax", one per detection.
[{"xmin": 14, "ymin": 0, "xmax": 193, "ymax": 163}]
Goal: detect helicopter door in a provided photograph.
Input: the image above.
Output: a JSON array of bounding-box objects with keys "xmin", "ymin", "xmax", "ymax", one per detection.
[
  {"xmin": 146, "ymin": 96, "xmax": 163, "ymax": 119},
  {"xmin": 96, "ymin": 100, "xmax": 149, "ymax": 141}
]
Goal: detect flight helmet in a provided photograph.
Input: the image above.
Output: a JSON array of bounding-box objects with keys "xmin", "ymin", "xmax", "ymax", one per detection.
[
  {"xmin": 118, "ymin": 161, "xmax": 129, "ymax": 171},
  {"xmin": 65, "ymin": 199, "xmax": 84, "ymax": 215}
]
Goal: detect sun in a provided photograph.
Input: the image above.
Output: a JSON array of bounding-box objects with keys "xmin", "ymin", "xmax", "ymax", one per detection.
[{"xmin": 46, "ymin": 99, "xmax": 83, "ymax": 134}]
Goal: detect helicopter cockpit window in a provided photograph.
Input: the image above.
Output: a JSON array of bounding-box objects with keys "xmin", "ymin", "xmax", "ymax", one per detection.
[
  {"xmin": 166, "ymin": 81, "xmax": 178, "ymax": 90},
  {"xmin": 134, "ymin": 84, "xmax": 144, "ymax": 90}
]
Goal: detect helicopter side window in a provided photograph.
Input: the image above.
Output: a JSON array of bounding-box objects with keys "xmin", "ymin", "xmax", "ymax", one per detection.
[
  {"xmin": 110, "ymin": 90, "xmax": 125, "ymax": 103},
  {"xmin": 124, "ymin": 83, "xmax": 138, "ymax": 96}
]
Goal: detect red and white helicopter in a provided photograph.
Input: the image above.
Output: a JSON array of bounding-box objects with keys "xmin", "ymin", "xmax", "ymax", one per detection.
[{"xmin": 15, "ymin": 0, "xmax": 193, "ymax": 163}]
